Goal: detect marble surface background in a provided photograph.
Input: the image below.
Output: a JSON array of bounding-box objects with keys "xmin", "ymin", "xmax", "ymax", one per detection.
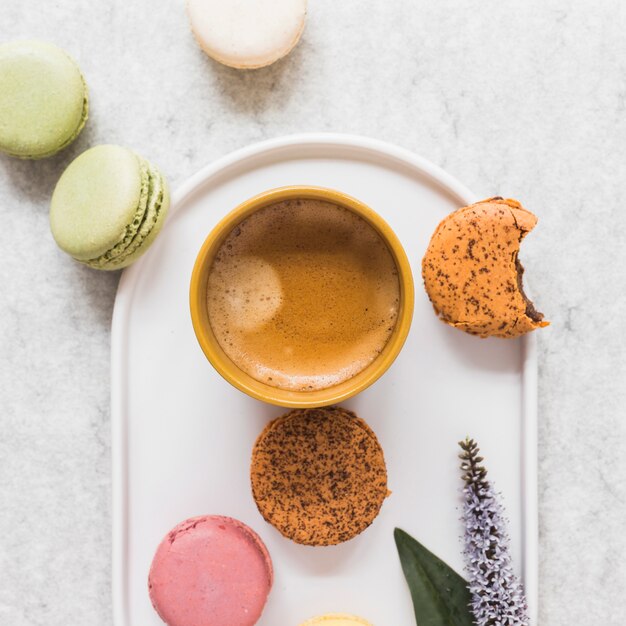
[{"xmin": 1, "ymin": 0, "xmax": 625, "ymax": 624}]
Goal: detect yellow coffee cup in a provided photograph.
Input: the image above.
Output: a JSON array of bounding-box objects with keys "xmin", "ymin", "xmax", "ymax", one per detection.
[{"xmin": 189, "ymin": 186, "xmax": 414, "ymax": 408}]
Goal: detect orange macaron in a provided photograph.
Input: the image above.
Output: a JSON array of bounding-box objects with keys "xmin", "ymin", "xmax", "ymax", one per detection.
[
  {"xmin": 251, "ymin": 407, "xmax": 389, "ymax": 546},
  {"xmin": 422, "ymin": 197, "xmax": 548, "ymax": 338}
]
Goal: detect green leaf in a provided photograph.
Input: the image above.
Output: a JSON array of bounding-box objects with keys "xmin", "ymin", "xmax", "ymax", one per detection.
[{"xmin": 394, "ymin": 528, "xmax": 474, "ymax": 626}]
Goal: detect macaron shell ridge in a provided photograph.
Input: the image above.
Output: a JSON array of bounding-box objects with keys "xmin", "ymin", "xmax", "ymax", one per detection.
[
  {"xmin": 82, "ymin": 154, "xmax": 151, "ymax": 267},
  {"xmin": 86, "ymin": 157, "xmax": 170, "ymax": 270},
  {"xmin": 187, "ymin": 0, "xmax": 307, "ymax": 69},
  {"xmin": 299, "ymin": 614, "xmax": 374, "ymax": 626},
  {"xmin": 98, "ymin": 165, "xmax": 169, "ymax": 269},
  {"xmin": 0, "ymin": 41, "xmax": 88, "ymax": 159}
]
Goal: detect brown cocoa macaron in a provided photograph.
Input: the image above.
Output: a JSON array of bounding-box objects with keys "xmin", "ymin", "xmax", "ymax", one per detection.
[
  {"xmin": 421, "ymin": 197, "xmax": 549, "ymax": 338},
  {"xmin": 250, "ymin": 407, "xmax": 389, "ymax": 546}
]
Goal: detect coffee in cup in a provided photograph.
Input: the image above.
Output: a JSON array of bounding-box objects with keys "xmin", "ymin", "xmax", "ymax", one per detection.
[{"xmin": 205, "ymin": 198, "xmax": 400, "ymax": 391}]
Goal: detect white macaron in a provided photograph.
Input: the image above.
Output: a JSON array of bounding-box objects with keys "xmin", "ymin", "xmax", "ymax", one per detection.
[{"xmin": 187, "ymin": 0, "xmax": 307, "ymax": 69}]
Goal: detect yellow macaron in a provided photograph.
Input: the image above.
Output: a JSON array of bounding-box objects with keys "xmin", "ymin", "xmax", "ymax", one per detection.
[{"xmin": 299, "ymin": 614, "xmax": 373, "ymax": 626}]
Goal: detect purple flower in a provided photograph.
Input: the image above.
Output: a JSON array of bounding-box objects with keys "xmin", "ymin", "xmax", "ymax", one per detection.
[{"xmin": 459, "ymin": 438, "xmax": 530, "ymax": 626}]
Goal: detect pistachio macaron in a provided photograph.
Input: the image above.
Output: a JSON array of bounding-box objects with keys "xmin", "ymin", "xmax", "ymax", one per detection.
[
  {"xmin": 187, "ymin": 0, "xmax": 307, "ymax": 69},
  {"xmin": 50, "ymin": 145, "xmax": 170, "ymax": 270},
  {"xmin": 299, "ymin": 614, "xmax": 373, "ymax": 626},
  {"xmin": 0, "ymin": 40, "xmax": 88, "ymax": 159}
]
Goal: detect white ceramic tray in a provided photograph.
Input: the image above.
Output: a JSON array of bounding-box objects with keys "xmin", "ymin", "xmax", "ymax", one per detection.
[{"xmin": 112, "ymin": 133, "xmax": 538, "ymax": 626}]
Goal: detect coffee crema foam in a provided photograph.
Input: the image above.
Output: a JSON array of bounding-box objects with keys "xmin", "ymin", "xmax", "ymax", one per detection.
[{"xmin": 206, "ymin": 198, "xmax": 400, "ymax": 391}]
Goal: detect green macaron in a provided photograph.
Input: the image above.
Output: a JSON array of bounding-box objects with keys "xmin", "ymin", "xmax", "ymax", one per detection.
[
  {"xmin": 0, "ymin": 40, "xmax": 89, "ymax": 159},
  {"xmin": 50, "ymin": 145, "xmax": 170, "ymax": 270}
]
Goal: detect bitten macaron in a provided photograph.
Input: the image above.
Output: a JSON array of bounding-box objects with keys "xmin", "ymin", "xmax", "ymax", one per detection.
[
  {"xmin": 50, "ymin": 144, "xmax": 169, "ymax": 270},
  {"xmin": 149, "ymin": 515, "xmax": 273, "ymax": 626},
  {"xmin": 422, "ymin": 197, "xmax": 548, "ymax": 338},
  {"xmin": 187, "ymin": 0, "xmax": 307, "ymax": 69},
  {"xmin": 299, "ymin": 614, "xmax": 373, "ymax": 626},
  {"xmin": 0, "ymin": 40, "xmax": 88, "ymax": 159}
]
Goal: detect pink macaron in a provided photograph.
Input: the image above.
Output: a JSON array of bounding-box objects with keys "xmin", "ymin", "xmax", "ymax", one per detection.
[{"xmin": 148, "ymin": 515, "xmax": 273, "ymax": 626}]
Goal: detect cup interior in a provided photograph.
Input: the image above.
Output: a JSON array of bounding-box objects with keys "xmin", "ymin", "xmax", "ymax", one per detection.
[{"xmin": 189, "ymin": 186, "xmax": 414, "ymax": 408}]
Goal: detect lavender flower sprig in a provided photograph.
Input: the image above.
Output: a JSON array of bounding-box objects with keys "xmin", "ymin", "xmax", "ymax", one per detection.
[{"xmin": 459, "ymin": 438, "xmax": 530, "ymax": 626}]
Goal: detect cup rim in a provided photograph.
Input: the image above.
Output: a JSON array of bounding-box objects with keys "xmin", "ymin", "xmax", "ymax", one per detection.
[{"xmin": 189, "ymin": 185, "xmax": 415, "ymax": 408}]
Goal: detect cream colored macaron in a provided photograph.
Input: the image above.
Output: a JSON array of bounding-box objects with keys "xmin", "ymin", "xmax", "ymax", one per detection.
[
  {"xmin": 299, "ymin": 614, "xmax": 373, "ymax": 626},
  {"xmin": 187, "ymin": 0, "xmax": 307, "ymax": 69}
]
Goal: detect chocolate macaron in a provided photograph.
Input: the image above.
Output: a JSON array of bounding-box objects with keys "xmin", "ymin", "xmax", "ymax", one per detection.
[
  {"xmin": 421, "ymin": 197, "xmax": 548, "ymax": 338},
  {"xmin": 251, "ymin": 407, "xmax": 389, "ymax": 546}
]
